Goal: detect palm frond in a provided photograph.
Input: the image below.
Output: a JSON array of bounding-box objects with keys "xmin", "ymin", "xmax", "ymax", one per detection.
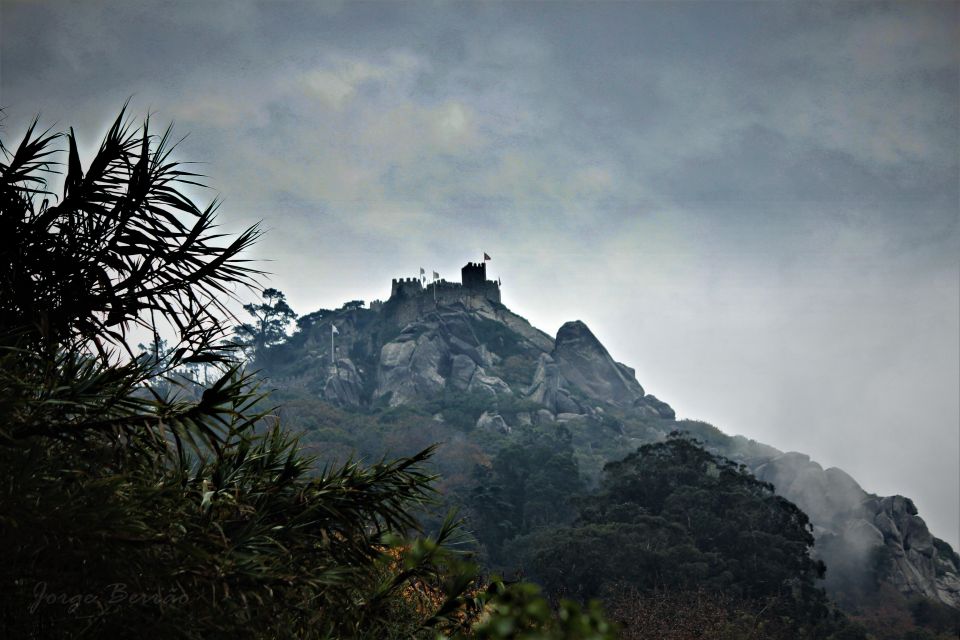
[{"xmin": 0, "ymin": 106, "xmax": 262, "ymax": 366}]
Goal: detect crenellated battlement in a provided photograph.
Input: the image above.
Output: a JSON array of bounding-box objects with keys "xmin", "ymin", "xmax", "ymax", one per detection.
[
  {"xmin": 390, "ymin": 277, "xmax": 425, "ymax": 298},
  {"xmin": 461, "ymin": 261, "xmax": 487, "ymax": 288},
  {"xmin": 386, "ymin": 261, "xmax": 500, "ymax": 319}
]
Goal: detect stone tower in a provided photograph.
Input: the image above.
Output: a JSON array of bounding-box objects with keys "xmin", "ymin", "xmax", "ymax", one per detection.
[{"xmin": 461, "ymin": 261, "xmax": 486, "ymax": 288}]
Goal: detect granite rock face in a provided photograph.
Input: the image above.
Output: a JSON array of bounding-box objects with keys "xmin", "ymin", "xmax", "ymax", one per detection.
[
  {"xmin": 551, "ymin": 321, "xmax": 646, "ymax": 407},
  {"xmin": 359, "ymin": 293, "xmax": 673, "ymax": 422},
  {"xmin": 519, "ymin": 322, "xmax": 675, "ymax": 421},
  {"xmin": 476, "ymin": 411, "xmax": 510, "ymax": 434},
  {"xmin": 375, "ymin": 325, "xmax": 447, "ymax": 407},
  {"xmin": 264, "ymin": 272, "xmax": 958, "ymax": 611},
  {"xmin": 753, "ymin": 453, "xmax": 960, "ymax": 608},
  {"xmin": 372, "ymin": 306, "xmax": 524, "ymax": 407},
  {"xmin": 467, "ymin": 369, "xmax": 513, "ymax": 400},
  {"xmin": 524, "ymin": 354, "xmax": 585, "ymax": 415},
  {"xmin": 866, "ymin": 496, "xmax": 960, "ymax": 607},
  {"xmin": 322, "ymin": 358, "xmax": 363, "ymax": 407},
  {"xmin": 635, "ymin": 394, "xmax": 676, "ymax": 420}
]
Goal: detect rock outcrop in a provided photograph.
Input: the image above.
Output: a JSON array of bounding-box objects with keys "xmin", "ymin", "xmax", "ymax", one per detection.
[
  {"xmin": 753, "ymin": 452, "xmax": 960, "ymax": 608},
  {"xmin": 322, "ymin": 358, "xmax": 363, "ymax": 407},
  {"xmin": 260, "ymin": 263, "xmax": 957, "ymax": 611},
  {"xmin": 524, "ymin": 354, "xmax": 585, "ymax": 415},
  {"xmin": 866, "ymin": 496, "xmax": 960, "ymax": 607},
  {"xmin": 551, "ymin": 321, "xmax": 645, "ymax": 407},
  {"xmin": 754, "ymin": 453, "xmax": 868, "ymax": 527},
  {"xmin": 375, "ymin": 325, "xmax": 447, "ymax": 406},
  {"xmin": 634, "ymin": 394, "xmax": 676, "ymax": 420},
  {"xmin": 359, "ymin": 292, "xmax": 672, "ymax": 422},
  {"xmin": 476, "ymin": 411, "xmax": 510, "ymax": 433},
  {"xmin": 373, "ymin": 306, "xmax": 523, "ymax": 407}
]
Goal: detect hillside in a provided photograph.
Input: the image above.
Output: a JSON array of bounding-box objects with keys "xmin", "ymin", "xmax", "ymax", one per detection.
[{"xmin": 254, "ymin": 261, "xmax": 960, "ymax": 624}]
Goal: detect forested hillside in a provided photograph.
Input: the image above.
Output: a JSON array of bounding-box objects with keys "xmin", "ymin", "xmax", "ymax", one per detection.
[
  {"xmin": 0, "ymin": 112, "xmax": 614, "ymax": 639},
  {"xmin": 244, "ymin": 271, "xmax": 960, "ymax": 639},
  {"xmin": 4, "ymin": 110, "xmax": 956, "ymax": 639}
]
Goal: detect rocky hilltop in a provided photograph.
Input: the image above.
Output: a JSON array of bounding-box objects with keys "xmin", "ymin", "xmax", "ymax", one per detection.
[
  {"xmin": 267, "ymin": 261, "xmax": 673, "ymax": 427},
  {"xmin": 260, "ymin": 261, "xmax": 959, "ymax": 610}
]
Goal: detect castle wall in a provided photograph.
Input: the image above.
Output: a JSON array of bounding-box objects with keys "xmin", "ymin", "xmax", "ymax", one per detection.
[
  {"xmin": 390, "ymin": 277, "xmax": 424, "ymax": 299},
  {"xmin": 385, "ymin": 264, "xmax": 500, "ymax": 324}
]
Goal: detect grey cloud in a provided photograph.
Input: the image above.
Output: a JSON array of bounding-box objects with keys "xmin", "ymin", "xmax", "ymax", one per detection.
[{"xmin": 2, "ymin": 0, "xmax": 957, "ymax": 548}]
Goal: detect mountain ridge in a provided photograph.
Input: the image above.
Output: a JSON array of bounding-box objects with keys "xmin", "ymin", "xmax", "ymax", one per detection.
[{"xmin": 258, "ymin": 264, "xmax": 960, "ymax": 611}]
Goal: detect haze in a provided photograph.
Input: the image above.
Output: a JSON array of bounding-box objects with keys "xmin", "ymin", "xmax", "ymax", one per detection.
[{"xmin": 1, "ymin": 0, "xmax": 957, "ymax": 548}]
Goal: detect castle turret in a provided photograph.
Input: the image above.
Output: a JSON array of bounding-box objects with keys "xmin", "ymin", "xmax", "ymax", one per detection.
[
  {"xmin": 390, "ymin": 277, "xmax": 424, "ymax": 298},
  {"xmin": 461, "ymin": 262, "xmax": 486, "ymax": 288},
  {"xmin": 385, "ymin": 262, "xmax": 500, "ymax": 322}
]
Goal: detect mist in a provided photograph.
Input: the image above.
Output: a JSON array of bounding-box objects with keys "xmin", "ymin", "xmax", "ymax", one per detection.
[{"xmin": 1, "ymin": 0, "xmax": 957, "ymax": 549}]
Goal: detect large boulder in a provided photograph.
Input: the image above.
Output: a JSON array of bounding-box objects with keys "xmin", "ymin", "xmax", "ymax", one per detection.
[
  {"xmin": 448, "ymin": 353, "xmax": 478, "ymax": 390},
  {"xmin": 633, "ymin": 394, "xmax": 676, "ymax": 419},
  {"xmin": 437, "ymin": 310, "xmax": 490, "ymax": 365},
  {"xmin": 524, "ymin": 353, "xmax": 584, "ymax": 414},
  {"xmin": 551, "ymin": 321, "xmax": 646, "ymax": 408},
  {"xmin": 476, "ymin": 411, "xmax": 510, "ymax": 433},
  {"xmin": 374, "ymin": 326, "xmax": 447, "ymax": 406},
  {"xmin": 752, "ymin": 453, "xmax": 960, "ymax": 608},
  {"xmin": 467, "ymin": 369, "xmax": 512, "ymax": 400},
  {"xmin": 322, "ymin": 358, "xmax": 363, "ymax": 407},
  {"xmin": 753, "ymin": 452, "xmax": 868, "ymax": 528}
]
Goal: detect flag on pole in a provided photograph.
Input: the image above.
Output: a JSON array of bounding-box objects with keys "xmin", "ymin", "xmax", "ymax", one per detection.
[
  {"xmin": 483, "ymin": 252, "xmax": 491, "ymax": 261},
  {"xmin": 330, "ymin": 325, "xmax": 339, "ymax": 364},
  {"xmin": 433, "ymin": 271, "xmax": 439, "ymax": 280},
  {"xmin": 420, "ymin": 267, "xmax": 425, "ymax": 275}
]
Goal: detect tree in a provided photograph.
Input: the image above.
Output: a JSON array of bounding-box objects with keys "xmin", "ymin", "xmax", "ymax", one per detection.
[
  {"xmin": 0, "ymin": 109, "xmax": 467, "ymax": 638},
  {"xmin": 296, "ymin": 308, "xmax": 331, "ymax": 332},
  {"xmin": 235, "ymin": 287, "xmax": 297, "ymax": 358},
  {"xmin": 0, "ymin": 108, "xmax": 612, "ymax": 639},
  {"xmin": 466, "ymin": 427, "xmax": 585, "ymax": 564},
  {"xmin": 515, "ymin": 434, "xmax": 854, "ymax": 638},
  {"xmin": 0, "ymin": 112, "xmax": 259, "ymax": 367}
]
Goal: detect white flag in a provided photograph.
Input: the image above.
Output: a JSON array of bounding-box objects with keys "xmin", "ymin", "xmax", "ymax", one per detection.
[{"xmin": 331, "ymin": 325, "xmax": 339, "ymax": 335}]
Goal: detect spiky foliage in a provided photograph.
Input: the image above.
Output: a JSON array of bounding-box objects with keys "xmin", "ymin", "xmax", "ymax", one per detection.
[
  {"xmin": 0, "ymin": 109, "xmax": 487, "ymax": 638},
  {"xmin": 0, "ymin": 108, "xmax": 259, "ymax": 367}
]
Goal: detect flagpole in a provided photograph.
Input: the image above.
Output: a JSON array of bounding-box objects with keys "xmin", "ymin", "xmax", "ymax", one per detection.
[{"xmin": 331, "ymin": 325, "xmax": 335, "ymax": 365}]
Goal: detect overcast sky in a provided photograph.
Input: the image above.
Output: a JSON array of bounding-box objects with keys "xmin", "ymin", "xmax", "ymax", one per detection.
[{"xmin": 2, "ymin": 0, "xmax": 957, "ymax": 548}]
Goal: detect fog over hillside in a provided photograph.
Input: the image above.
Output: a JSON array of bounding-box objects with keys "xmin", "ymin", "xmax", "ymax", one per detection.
[{"xmin": 2, "ymin": 0, "xmax": 956, "ymax": 548}]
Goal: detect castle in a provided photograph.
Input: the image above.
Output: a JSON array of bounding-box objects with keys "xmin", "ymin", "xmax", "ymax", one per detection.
[{"xmin": 388, "ymin": 261, "xmax": 501, "ymax": 316}]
